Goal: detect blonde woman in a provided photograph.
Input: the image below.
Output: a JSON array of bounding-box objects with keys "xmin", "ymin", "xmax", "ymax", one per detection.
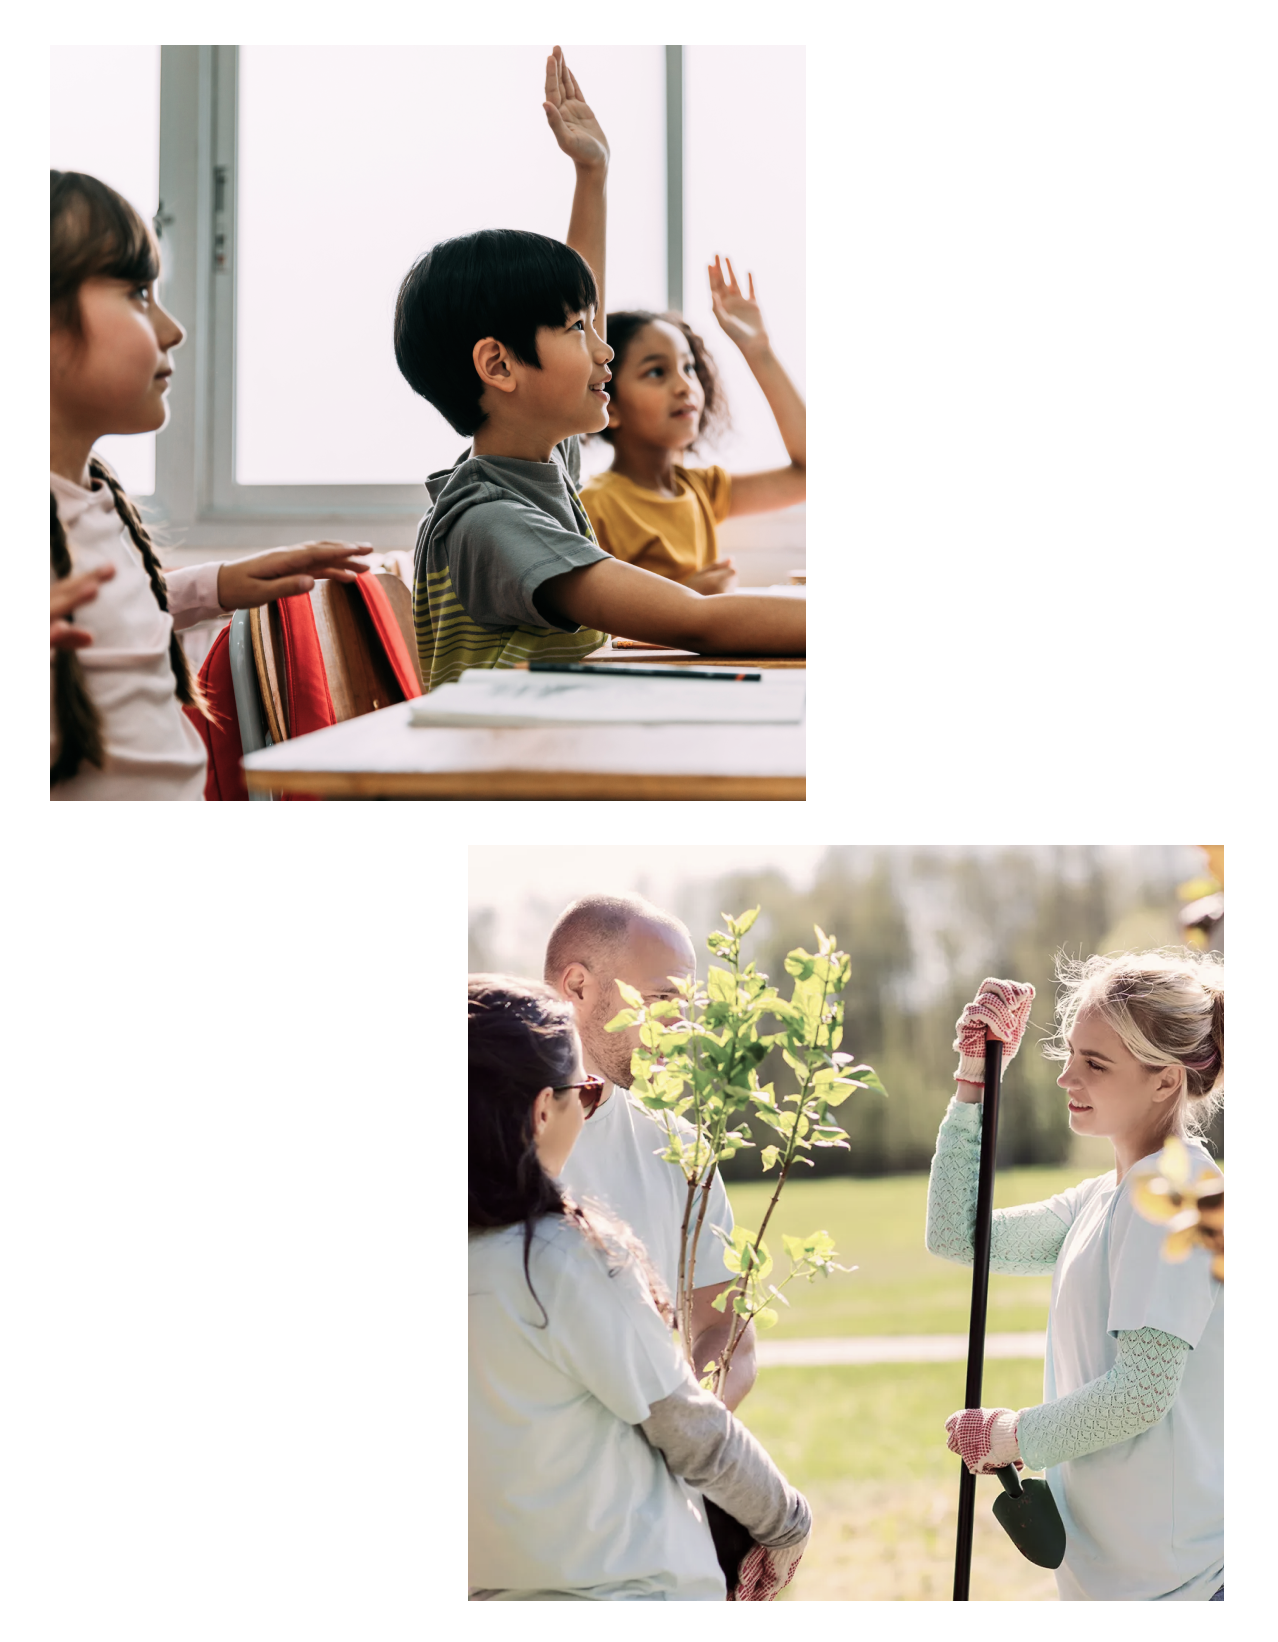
[{"xmin": 926, "ymin": 956, "xmax": 1224, "ymax": 1601}]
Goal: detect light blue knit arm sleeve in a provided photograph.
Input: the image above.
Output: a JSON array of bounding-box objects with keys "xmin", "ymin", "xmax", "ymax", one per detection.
[
  {"xmin": 925, "ymin": 1098, "xmax": 1070, "ymax": 1275},
  {"xmin": 1017, "ymin": 1326, "xmax": 1191, "ymax": 1470}
]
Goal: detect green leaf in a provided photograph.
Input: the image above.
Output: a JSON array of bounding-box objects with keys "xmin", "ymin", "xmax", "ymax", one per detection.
[
  {"xmin": 753, "ymin": 1306, "xmax": 779, "ymax": 1330},
  {"xmin": 706, "ymin": 966, "xmax": 736, "ymax": 1003},
  {"xmin": 710, "ymin": 1290, "xmax": 730, "ymax": 1313},
  {"xmin": 615, "ymin": 980, "xmax": 644, "ymax": 1008},
  {"xmin": 732, "ymin": 1293, "xmax": 753, "ymax": 1317},
  {"xmin": 760, "ymin": 1145, "xmax": 780, "ymax": 1173},
  {"xmin": 734, "ymin": 906, "xmax": 761, "ymax": 936},
  {"xmin": 604, "ymin": 1008, "xmax": 638, "ymax": 1033}
]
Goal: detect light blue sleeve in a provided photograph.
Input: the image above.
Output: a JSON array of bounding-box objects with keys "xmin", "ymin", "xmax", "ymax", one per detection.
[
  {"xmin": 925, "ymin": 1098, "xmax": 1077, "ymax": 1274},
  {"xmin": 1017, "ymin": 1325, "xmax": 1191, "ymax": 1470}
]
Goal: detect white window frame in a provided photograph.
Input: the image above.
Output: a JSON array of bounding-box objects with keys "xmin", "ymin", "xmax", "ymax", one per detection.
[{"xmin": 153, "ymin": 44, "xmax": 803, "ymax": 569}]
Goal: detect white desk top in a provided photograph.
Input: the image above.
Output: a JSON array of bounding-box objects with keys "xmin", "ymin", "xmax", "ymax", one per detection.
[{"xmin": 242, "ymin": 672, "xmax": 805, "ymax": 800}]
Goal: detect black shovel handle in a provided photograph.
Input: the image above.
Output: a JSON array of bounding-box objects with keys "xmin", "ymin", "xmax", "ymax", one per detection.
[{"xmin": 952, "ymin": 1033, "xmax": 1003, "ymax": 1602}]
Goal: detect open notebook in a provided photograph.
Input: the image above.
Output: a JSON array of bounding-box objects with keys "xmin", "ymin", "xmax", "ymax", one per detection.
[{"xmin": 408, "ymin": 668, "xmax": 804, "ymax": 728}]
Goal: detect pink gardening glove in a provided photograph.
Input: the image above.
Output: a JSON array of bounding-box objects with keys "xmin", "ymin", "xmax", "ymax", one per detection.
[
  {"xmin": 731, "ymin": 1533, "xmax": 809, "ymax": 1601},
  {"xmin": 945, "ymin": 1407, "xmax": 1023, "ymax": 1475},
  {"xmin": 953, "ymin": 978, "xmax": 1035, "ymax": 1086}
]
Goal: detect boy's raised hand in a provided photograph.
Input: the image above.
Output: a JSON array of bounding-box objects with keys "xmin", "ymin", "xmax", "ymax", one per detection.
[
  {"xmin": 709, "ymin": 256, "xmax": 768, "ymax": 357},
  {"xmin": 543, "ymin": 46, "xmax": 609, "ymax": 171}
]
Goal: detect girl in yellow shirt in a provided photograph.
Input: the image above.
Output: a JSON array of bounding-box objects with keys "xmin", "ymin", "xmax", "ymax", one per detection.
[{"xmin": 580, "ymin": 258, "xmax": 805, "ymax": 593}]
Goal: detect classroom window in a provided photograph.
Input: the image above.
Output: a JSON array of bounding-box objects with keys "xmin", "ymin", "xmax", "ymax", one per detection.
[
  {"xmin": 234, "ymin": 45, "xmax": 666, "ymax": 486},
  {"xmin": 50, "ymin": 45, "xmax": 162, "ymax": 496},
  {"xmin": 683, "ymin": 45, "xmax": 806, "ymax": 478}
]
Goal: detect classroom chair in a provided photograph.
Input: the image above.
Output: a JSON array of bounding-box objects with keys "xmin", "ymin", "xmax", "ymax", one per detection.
[
  {"xmin": 190, "ymin": 573, "xmax": 419, "ymax": 800},
  {"xmin": 250, "ymin": 573, "xmax": 421, "ymax": 744},
  {"xmin": 228, "ymin": 609, "xmax": 275, "ymax": 802}
]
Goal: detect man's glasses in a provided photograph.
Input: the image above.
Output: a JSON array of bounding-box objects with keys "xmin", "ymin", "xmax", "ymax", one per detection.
[{"xmin": 555, "ymin": 1076, "xmax": 606, "ymax": 1119}]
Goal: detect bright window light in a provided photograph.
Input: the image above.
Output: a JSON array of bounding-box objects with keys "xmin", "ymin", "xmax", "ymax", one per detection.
[
  {"xmin": 683, "ymin": 46, "xmax": 806, "ymax": 480},
  {"xmin": 235, "ymin": 45, "xmax": 665, "ymax": 486},
  {"xmin": 50, "ymin": 46, "xmax": 161, "ymax": 496}
]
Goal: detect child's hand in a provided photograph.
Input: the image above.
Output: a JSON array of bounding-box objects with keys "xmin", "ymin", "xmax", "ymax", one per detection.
[
  {"xmin": 684, "ymin": 560, "xmax": 738, "ymax": 595},
  {"xmin": 217, "ymin": 542, "xmax": 373, "ymax": 611},
  {"xmin": 51, "ymin": 564, "xmax": 115, "ymax": 649},
  {"xmin": 709, "ymin": 256, "xmax": 769, "ymax": 358},
  {"xmin": 543, "ymin": 46, "xmax": 609, "ymax": 172}
]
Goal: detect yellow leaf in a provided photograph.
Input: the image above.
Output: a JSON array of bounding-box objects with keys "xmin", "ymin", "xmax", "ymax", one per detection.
[
  {"xmin": 1130, "ymin": 1172, "xmax": 1181, "ymax": 1224},
  {"xmin": 1161, "ymin": 1220, "xmax": 1201, "ymax": 1263}
]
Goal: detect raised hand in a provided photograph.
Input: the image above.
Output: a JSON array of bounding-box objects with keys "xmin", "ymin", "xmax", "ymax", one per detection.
[
  {"xmin": 543, "ymin": 45, "xmax": 609, "ymax": 171},
  {"xmin": 709, "ymin": 256, "xmax": 768, "ymax": 357},
  {"xmin": 216, "ymin": 542, "xmax": 373, "ymax": 610},
  {"xmin": 953, "ymin": 978, "xmax": 1036, "ymax": 1088}
]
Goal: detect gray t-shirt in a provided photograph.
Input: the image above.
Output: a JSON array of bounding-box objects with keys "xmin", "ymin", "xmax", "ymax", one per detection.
[{"xmin": 412, "ymin": 436, "xmax": 610, "ymax": 691}]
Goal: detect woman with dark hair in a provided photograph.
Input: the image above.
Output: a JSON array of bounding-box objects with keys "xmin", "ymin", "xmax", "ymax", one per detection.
[{"xmin": 468, "ymin": 974, "xmax": 811, "ymax": 1602}]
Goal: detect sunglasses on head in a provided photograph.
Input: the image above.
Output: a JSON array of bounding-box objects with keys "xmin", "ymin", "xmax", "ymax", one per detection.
[{"xmin": 554, "ymin": 1076, "xmax": 606, "ymax": 1118}]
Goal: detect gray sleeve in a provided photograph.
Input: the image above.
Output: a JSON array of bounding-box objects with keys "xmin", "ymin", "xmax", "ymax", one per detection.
[
  {"xmin": 448, "ymin": 495, "xmax": 608, "ymax": 631},
  {"xmin": 641, "ymin": 1377, "xmax": 810, "ymax": 1549},
  {"xmin": 925, "ymin": 1098, "xmax": 1070, "ymax": 1275}
]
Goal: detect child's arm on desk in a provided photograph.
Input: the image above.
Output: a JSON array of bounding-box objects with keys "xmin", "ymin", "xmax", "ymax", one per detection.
[
  {"xmin": 539, "ymin": 558, "xmax": 805, "ymax": 657},
  {"xmin": 544, "ymin": 46, "xmax": 608, "ymax": 335}
]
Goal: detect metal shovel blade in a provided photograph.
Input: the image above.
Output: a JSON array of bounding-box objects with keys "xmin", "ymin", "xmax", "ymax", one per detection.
[{"xmin": 990, "ymin": 1467, "xmax": 1066, "ymax": 1569}]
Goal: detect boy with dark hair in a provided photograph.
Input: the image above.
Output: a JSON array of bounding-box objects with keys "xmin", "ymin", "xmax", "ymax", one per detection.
[{"xmin": 393, "ymin": 48, "xmax": 806, "ymax": 691}]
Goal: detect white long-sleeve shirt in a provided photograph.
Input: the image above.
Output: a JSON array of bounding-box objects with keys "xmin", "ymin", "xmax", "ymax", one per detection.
[{"xmin": 51, "ymin": 472, "xmax": 225, "ymax": 801}]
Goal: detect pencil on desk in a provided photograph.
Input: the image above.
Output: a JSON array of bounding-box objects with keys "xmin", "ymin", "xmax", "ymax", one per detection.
[{"xmin": 528, "ymin": 662, "xmax": 762, "ymax": 682}]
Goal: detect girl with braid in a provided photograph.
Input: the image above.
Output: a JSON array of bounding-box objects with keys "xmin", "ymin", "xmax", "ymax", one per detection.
[
  {"xmin": 50, "ymin": 170, "xmax": 371, "ymax": 798},
  {"xmin": 926, "ymin": 956, "xmax": 1224, "ymax": 1601}
]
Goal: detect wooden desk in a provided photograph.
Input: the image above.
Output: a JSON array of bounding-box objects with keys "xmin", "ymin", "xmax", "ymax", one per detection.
[{"xmin": 242, "ymin": 677, "xmax": 805, "ymax": 800}]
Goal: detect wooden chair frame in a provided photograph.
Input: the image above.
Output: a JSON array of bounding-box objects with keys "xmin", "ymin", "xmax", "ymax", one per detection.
[{"xmin": 250, "ymin": 578, "xmax": 418, "ymax": 742}]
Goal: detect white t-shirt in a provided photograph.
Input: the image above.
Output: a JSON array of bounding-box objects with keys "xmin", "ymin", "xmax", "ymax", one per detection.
[
  {"xmin": 1040, "ymin": 1141, "xmax": 1223, "ymax": 1601},
  {"xmin": 51, "ymin": 473, "xmax": 224, "ymax": 800},
  {"xmin": 468, "ymin": 1216, "xmax": 724, "ymax": 1600},
  {"xmin": 560, "ymin": 1088, "xmax": 735, "ymax": 1303}
]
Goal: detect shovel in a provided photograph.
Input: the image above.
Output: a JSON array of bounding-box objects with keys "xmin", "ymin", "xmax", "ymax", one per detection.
[{"xmin": 952, "ymin": 1034, "xmax": 1066, "ymax": 1599}]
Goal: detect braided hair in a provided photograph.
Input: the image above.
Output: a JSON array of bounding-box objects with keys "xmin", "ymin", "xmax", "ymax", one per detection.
[
  {"xmin": 50, "ymin": 169, "xmax": 210, "ymax": 786},
  {"xmin": 50, "ymin": 458, "xmax": 211, "ymax": 788}
]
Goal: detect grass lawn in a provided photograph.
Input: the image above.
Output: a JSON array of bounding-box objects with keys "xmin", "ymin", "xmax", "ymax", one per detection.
[
  {"xmin": 737, "ymin": 1359, "xmax": 1059, "ymax": 1601},
  {"xmin": 720, "ymin": 1161, "xmax": 1112, "ymax": 1337}
]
